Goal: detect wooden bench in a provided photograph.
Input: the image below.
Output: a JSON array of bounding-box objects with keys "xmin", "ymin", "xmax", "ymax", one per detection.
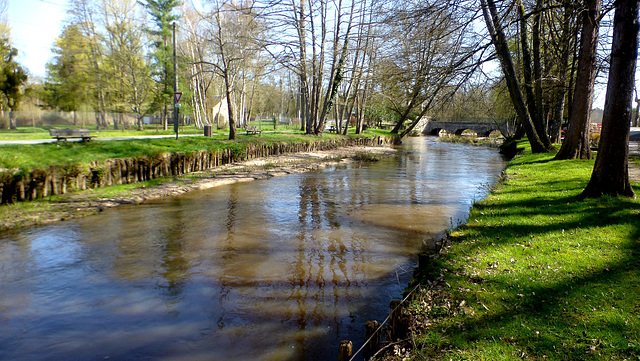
[
  {"xmin": 246, "ymin": 126, "xmax": 262, "ymax": 136},
  {"xmin": 328, "ymin": 126, "xmax": 342, "ymax": 133},
  {"xmin": 50, "ymin": 128, "xmax": 96, "ymax": 141}
]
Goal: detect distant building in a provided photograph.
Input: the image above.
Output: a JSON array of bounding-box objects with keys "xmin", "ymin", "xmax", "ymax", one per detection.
[{"xmin": 208, "ymin": 96, "xmax": 228, "ymax": 128}]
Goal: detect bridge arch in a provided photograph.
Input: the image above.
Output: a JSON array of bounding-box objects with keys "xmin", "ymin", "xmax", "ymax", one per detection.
[
  {"xmin": 454, "ymin": 128, "xmax": 477, "ymax": 136},
  {"xmin": 480, "ymin": 129, "xmax": 501, "ymax": 137},
  {"xmin": 422, "ymin": 118, "xmax": 501, "ymax": 138}
]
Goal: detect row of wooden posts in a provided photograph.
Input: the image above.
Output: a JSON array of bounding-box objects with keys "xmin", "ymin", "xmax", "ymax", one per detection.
[
  {"xmin": 338, "ymin": 252, "xmax": 431, "ymax": 361},
  {"xmin": 0, "ymin": 136, "xmax": 388, "ymax": 205},
  {"xmin": 337, "ymin": 297, "xmax": 411, "ymax": 361}
]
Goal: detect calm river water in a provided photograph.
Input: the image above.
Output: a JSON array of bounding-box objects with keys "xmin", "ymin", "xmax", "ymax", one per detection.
[{"xmin": 0, "ymin": 137, "xmax": 506, "ymax": 361}]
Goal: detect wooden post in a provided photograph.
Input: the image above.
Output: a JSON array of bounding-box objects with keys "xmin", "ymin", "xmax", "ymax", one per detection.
[
  {"xmin": 418, "ymin": 251, "xmax": 430, "ymax": 269},
  {"xmin": 338, "ymin": 340, "xmax": 352, "ymax": 361},
  {"xmin": 414, "ymin": 251, "xmax": 430, "ymax": 278},
  {"xmin": 390, "ymin": 299, "xmax": 410, "ymax": 341},
  {"xmin": 364, "ymin": 320, "xmax": 381, "ymax": 360},
  {"xmin": 389, "ymin": 299, "xmax": 402, "ymax": 341}
]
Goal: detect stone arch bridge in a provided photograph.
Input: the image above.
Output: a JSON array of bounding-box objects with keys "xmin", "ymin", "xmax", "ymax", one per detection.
[{"xmin": 420, "ymin": 118, "xmax": 501, "ymax": 137}]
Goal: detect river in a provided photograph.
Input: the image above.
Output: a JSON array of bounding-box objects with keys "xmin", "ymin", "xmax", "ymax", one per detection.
[{"xmin": 0, "ymin": 137, "xmax": 506, "ymax": 361}]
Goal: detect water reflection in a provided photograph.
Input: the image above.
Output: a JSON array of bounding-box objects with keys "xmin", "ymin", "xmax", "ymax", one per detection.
[{"xmin": 0, "ymin": 137, "xmax": 506, "ymax": 361}]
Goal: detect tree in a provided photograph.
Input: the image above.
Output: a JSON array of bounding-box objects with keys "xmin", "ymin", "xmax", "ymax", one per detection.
[
  {"xmin": 266, "ymin": 0, "xmax": 371, "ymax": 135},
  {"xmin": 45, "ymin": 24, "xmax": 92, "ymax": 124},
  {"xmin": 516, "ymin": 0, "xmax": 549, "ymax": 148},
  {"xmin": 581, "ymin": 0, "xmax": 639, "ymax": 199},
  {"xmin": 554, "ymin": 0, "xmax": 600, "ymax": 160},
  {"xmin": 480, "ymin": 0, "xmax": 551, "ymax": 153},
  {"xmin": 376, "ymin": 0, "xmax": 480, "ymax": 139},
  {"xmin": 141, "ymin": 0, "xmax": 181, "ymax": 131},
  {"xmin": 183, "ymin": 5, "xmax": 218, "ymax": 129},
  {"xmin": 0, "ymin": 40, "xmax": 28, "ymax": 129},
  {"xmin": 546, "ymin": 1, "xmax": 578, "ymax": 143},
  {"xmin": 200, "ymin": 0, "xmax": 264, "ymax": 140},
  {"xmin": 68, "ymin": 0, "xmax": 110, "ymax": 129},
  {"xmin": 0, "ymin": 2, "xmax": 27, "ymax": 129},
  {"xmin": 102, "ymin": 0, "xmax": 154, "ymax": 130}
]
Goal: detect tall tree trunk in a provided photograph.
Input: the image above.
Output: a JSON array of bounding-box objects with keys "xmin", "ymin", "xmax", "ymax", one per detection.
[
  {"xmin": 531, "ymin": 0, "xmax": 547, "ymax": 144},
  {"xmin": 555, "ymin": 0, "xmax": 600, "ymax": 160},
  {"xmin": 549, "ymin": 1, "xmax": 574, "ymax": 143},
  {"xmin": 481, "ymin": 0, "xmax": 549, "ymax": 153},
  {"xmin": 517, "ymin": 1, "xmax": 540, "ymax": 134},
  {"xmin": 293, "ymin": 0, "xmax": 310, "ymax": 133},
  {"xmin": 633, "ymin": 88, "xmax": 640, "ymax": 127},
  {"xmin": 517, "ymin": 0, "xmax": 551, "ymax": 148},
  {"xmin": 8, "ymin": 109, "xmax": 15, "ymax": 130},
  {"xmin": 224, "ymin": 73, "xmax": 237, "ymax": 140},
  {"xmin": 581, "ymin": 0, "xmax": 639, "ymax": 199}
]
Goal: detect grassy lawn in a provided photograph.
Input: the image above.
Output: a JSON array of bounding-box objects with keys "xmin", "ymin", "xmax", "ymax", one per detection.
[
  {"xmin": 0, "ymin": 122, "xmax": 306, "ymax": 140},
  {"xmin": 0, "ymin": 124, "xmax": 211, "ymax": 140},
  {"xmin": 0, "ymin": 131, "xmax": 383, "ymax": 171},
  {"xmin": 406, "ymin": 142, "xmax": 640, "ymax": 360}
]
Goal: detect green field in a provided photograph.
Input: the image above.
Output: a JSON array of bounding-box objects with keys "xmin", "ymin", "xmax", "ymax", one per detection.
[
  {"xmin": 406, "ymin": 142, "xmax": 640, "ymax": 360},
  {"xmin": 0, "ymin": 122, "xmax": 306, "ymax": 141},
  {"xmin": 0, "ymin": 130, "xmax": 382, "ymax": 171}
]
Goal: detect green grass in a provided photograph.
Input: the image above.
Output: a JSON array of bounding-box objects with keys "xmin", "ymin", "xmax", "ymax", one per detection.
[
  {"xmin": 0, "ymin": 124, "xmax": 212, "ymax": 140},
  {"xmin": 406, "ymin": 142, "xmax": 640, "ymax": 361},
  {"xmin": 0, "ymin": 131, "xmax": 384, "ymax": 171}
]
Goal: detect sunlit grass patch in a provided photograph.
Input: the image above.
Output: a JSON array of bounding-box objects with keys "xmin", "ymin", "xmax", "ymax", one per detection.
[
  {"xmin": 0, "ymin": 132, "xmax": 381, "ymax": 171},
  {"xmin": 407, "ymin": 142, "xmax": 640, "ymax": 360}
]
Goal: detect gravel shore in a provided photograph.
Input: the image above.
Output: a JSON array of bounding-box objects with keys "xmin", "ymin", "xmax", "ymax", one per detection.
[{"xmin": 0, "ymin": 145, "xmax": 396, "ymax": 232}]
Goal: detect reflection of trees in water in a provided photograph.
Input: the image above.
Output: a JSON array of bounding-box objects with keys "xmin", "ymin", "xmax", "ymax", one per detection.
[
  {"xmin": 288, "ymin": 173, "xmax": 373, "ymax": 356},
  {"xmin": 223, "ymin": 185, "xmax": 238, "ymax": 257},
  {"xmin": 92, "ymin": 204, "xmax": 191, "ymax": 295},
  {"xmin": 216, "ymin": 184, "xmax": 239, "ymax": 330},
  {"xmin": 158, "ymin": 199, "xmax": 191, "ymax": 299}
]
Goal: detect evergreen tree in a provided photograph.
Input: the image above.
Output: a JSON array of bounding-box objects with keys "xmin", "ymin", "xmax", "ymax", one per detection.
[
  {"xmin": 0, "ymin": 36, "xmax": 27, "ymax": 129},
  {"xmin": 140, "ymin": 0, "xmax": 181, "ymax": 130}
]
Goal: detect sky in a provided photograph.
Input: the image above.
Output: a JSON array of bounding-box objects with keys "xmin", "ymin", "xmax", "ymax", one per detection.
[
  {"xmin": 7, "ymin": 0, "xmax": 68, "ymax": 79},
  {"xmin": 2, "ymin": 0, "xmax": 622, "ymax": 109}
]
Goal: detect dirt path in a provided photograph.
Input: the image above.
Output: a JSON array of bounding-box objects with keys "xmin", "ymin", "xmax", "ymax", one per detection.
[
  {"xmin": 629, "ymin": 163, "xmax": 640, "ymax": 183},
  {"xmin": 0, "ymin": 146, "xmax": 396, "ymax": 232}
]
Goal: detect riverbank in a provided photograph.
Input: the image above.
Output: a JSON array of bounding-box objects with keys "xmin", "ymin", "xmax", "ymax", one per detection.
[
  {"xmin": 373, "ymin": 142, "xmax": 640, "ymax": 360},
  {"xmin": 0, "ymin": 145, "xmax": 395, "ymax": 232}
]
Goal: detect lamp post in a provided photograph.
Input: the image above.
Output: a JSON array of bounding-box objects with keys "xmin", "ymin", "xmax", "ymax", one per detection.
[{"xmin": 173, "ymin": 22, "xmax": 179, "ymax": 140}]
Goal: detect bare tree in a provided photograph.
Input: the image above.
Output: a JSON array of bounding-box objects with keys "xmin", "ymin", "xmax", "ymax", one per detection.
[
  {"xmin": 375, "ymin": 0, "xmax": 482, "ymax": 139},
  {"xmin": 547, "ymin": 1, "xmax": 578, "ymax": 143},
  {"xmin": 263, "ymin": 0, "xmax": 371, "ymax": 134},
  {"xmin": 338, "ymin": 0, "xmax": 375, "ymax": 135},
  {"xmin": 183, "ymin": 4, "xmax": 216, "ymax": 128},
  {"xmin": 555, "ymin": 0, "xmax": 601, "ymax": 160},
  {"xmin": 101, "ymin": 0, "xmax": 152, "ymax": 130},
  {"xmin": 68, "ymin": 0, "xmax": 109, "ymax": 129},
  {"xmin": 480, "ymin": 0, "xmax": 550, "ymax": 153},
  {"xmin": 581, "ymin": 0, "xmax": 639, "ymax": 199},
  {"xmin": 199, "ymin": 0, "xmax": 264, "ymax": 140}
]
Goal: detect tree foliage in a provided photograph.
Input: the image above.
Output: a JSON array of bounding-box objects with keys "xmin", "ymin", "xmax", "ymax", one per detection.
[
  {"xmin": 140, "ymin": 0, "xmax": 181, "ymax": 130},
  {"xmin": 45, "ymin": 24, "xmax": 92, "ymax": 117},
  {"xmin": 0, "ymin": 33, "xmax": 27, "ymax": 129}
]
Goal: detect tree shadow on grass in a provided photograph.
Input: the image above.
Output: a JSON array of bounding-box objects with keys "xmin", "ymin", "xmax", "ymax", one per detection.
[
  {"xmin": 415, "ymin": 186, "xmax": 640, "ymax": 360},
  {"xmin": 459, "ymin": 192, "xmax": 640, "ymax": 254}
]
